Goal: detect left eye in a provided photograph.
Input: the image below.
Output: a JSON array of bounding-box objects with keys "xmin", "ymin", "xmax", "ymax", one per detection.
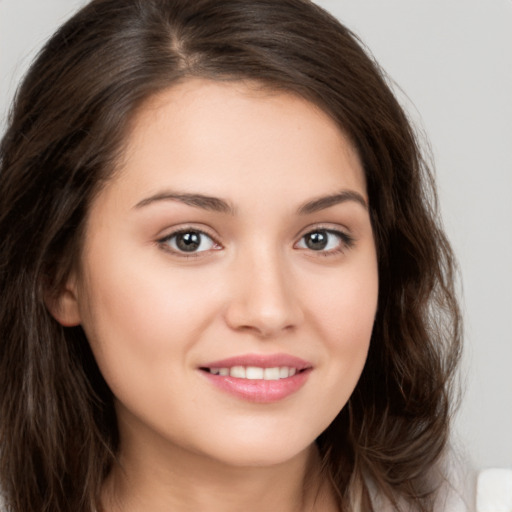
[
  {"xmin": 296, "ymin": 229, "xmax": 349, "ymax": 252},
  {"xmin": 161, "ymin": 230, "xmax": 217, "ymax": 253}
]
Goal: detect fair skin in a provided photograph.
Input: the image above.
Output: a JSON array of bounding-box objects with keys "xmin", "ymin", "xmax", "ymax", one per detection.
[{"xmin": 51, "ymin": 79, "xmax": 378, "ymax": 512}]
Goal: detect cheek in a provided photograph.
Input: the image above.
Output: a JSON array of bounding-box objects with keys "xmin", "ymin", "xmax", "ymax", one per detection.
[
  {"xmin": 76, "ymin": 245, "xmax": 229, "ymax": 400},
  {"xmin": 80, "ymin": 248, "xmax": 211, "ymax": 340},
  {"xmin": 76, "ymin": 267, "xmax": 208, "ymax": 438},
  {"xmin": 310, "ymin": 257, "xmax": 378, "ymax": 348},
  {"xmin": 304, "ymin": 258, "xmax": 378, "ymax": 415}
]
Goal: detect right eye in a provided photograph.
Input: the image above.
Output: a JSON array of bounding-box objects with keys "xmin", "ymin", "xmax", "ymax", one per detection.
[{"xmin": 159, "ymin": 229, "xmax": 220, "ymax": 255}]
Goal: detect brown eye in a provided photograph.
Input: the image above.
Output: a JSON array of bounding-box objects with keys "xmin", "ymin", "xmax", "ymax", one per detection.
[
  {"xmin": 304, "ymin": 231, "xmax": 329, "ymax": 250},
  {"xmin": 162, "ymin": 230, "xmax": 217, "ymax": 253},
  {"xmin": 296, "ymin": 229, "xmax": 354, "ymax": 254},
  {"xmin": 175, "ymin": 232, "xmax": 201, "ymax": 252}
]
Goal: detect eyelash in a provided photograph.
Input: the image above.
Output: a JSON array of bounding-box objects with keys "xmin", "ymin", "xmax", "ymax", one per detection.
[
  {"xmin": 157, "ymin": 226, "xmax": 354, "ymax": 258},
  {"xmin": 295, "ymin": 228, "xmax": 355, "ymax": 256},
  {"xmin": 157, "ymin": 227, "xmax": 221, "ymax": 258}
]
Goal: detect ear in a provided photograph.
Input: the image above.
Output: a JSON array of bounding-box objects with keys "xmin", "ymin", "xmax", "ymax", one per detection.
[{"xmin": 44, "ymin": 273, "xmax": 82, "ymax": 327}]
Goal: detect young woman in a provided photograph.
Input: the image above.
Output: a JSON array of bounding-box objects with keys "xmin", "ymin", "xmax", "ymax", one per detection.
[{"xmin": 0, "ymin": 1, "xmax": 466, "ymax": 511}]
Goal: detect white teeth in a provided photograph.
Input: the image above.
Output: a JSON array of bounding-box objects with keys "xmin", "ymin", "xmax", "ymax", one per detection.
[
  {"xmin": 246, "ymin": 366, "xmax": 264, "ymax": 380},
  {"xmin": 264, "ymin": 367, "xmax": 280, "ymax": 380},
  {"xmin": 208, "ymin": 366, "xmax": 300, "ymax": 380},
  {"xmin": 279, "ymin": 367, "xmax": 290, "ymax": 379},
  {"xmin": 230, "ymin": 366, "xmax": 246, "ymax": 378}
]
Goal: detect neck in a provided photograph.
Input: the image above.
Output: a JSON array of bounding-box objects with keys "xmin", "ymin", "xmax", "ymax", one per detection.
[{"xmin": 102, "ymin": 434, "xmax": 337, "ymax": 512}]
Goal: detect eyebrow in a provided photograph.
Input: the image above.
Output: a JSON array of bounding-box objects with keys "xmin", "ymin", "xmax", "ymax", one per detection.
[
  {"xmin": 134, "ymin": 189, "xmax": 367, "ymax": 215},
  {"xmin": 297, "ymin": 190, "xmax": 368, "ymax": 215},
  {"xmin": 134, "ymin": 192, "xmax": 236, "ymax": 214}
]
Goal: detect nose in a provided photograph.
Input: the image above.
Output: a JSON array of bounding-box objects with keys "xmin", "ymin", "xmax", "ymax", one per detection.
[{"xmin": 224, "ymin": 248, "xmax": 304, "ymax": 338}]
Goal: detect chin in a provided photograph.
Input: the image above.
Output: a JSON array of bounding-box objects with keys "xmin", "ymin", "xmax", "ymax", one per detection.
[
  {"xmin": 190, "ymin": 423, "xmax": 320, "ymax": 469},
  {"xmin": 208, "ymin": 443, "xmax": 313, "ymax": 469}
]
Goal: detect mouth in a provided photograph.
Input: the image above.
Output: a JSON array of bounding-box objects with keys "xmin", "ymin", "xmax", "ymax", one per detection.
[
  {"xmin": 199, "ymin": 354, "xmax": 312, "ymax": 403},
  {"xmin": 200, "ymin": 366, "xmax": 303, "ymax": 380}
]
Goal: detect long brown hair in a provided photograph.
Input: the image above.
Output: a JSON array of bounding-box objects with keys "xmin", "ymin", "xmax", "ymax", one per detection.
[{"xmin": 0, "ymin": 1, "xmax": 461, "ymax": 510}]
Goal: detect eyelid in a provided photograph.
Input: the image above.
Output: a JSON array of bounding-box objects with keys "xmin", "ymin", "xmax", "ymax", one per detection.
[
  {"xmin": 294, "ymin": 224, "xmax": 355, "ymax": 254},
  {"xmin": 156, "ymin": 225, "xmax": 223, "ymax": 257}
]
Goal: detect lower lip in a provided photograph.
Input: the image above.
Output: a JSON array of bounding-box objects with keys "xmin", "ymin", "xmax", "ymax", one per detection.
[{"xmin": 200, "ymin": 369, "xmax": 311, "ymax": 403}]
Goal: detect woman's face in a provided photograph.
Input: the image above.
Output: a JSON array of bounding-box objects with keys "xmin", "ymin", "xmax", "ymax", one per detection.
[{"xmin": 59, "ymin": 79, "xmax": 378, "ymax": 468}]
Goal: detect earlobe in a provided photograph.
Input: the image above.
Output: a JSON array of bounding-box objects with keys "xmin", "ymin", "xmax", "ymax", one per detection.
[{"xmin": 44, "ymin": 276, "xmax": 82, "ymax": 327}]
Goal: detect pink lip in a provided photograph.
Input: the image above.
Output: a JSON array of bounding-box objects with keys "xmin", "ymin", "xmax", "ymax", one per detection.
[
  {"xmin": 199, "ymin": 353, "xmax": 312, "ymax": 403},
  {"xmin": 202, "ymin": 353, "xmax": 311, "ymax": 370}
]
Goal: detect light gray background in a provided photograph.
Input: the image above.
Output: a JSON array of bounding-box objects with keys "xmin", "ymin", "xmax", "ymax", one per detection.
[{"xmin": 1, "ymin": 0, "xmax": 511, "ymax": 475}]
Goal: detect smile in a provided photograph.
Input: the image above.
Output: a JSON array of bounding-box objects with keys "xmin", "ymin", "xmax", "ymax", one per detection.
[
  {"xmin": 204, "ymin": 366, "xmax": 298, "ymax": 380},
  {"xmin": 199, "ymin": 354, "xmax": 312, "ymax": 403}
]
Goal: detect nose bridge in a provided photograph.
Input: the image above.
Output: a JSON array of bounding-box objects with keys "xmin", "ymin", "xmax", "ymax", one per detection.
[{"xmin": 224, "ymin": 239, "xmax": 303, "ymax": 336}]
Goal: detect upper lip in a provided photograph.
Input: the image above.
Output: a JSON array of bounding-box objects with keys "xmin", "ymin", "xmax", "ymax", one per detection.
[{"xmin": 200, "ymin": 353, "xmax": 312, "ymax": 370}]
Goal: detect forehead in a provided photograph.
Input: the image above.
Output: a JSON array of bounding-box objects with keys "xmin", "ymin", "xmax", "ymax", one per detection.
[{"xmin": 105, "ymin": 78, "xmax": 366, "ymax": 209}]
